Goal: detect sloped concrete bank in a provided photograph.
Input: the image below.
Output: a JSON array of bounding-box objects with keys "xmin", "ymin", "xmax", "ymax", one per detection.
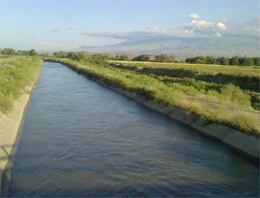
[
  {"xmin": 0, "ymin": 77, "xmax": 41, "ymax": 195},
  {"xmin": 114, "ymin": 88, "xmax": 259, "ymax": 162},
  {"xmin": 54, "ymin": 61, "xmax": 259, "ymax": 163}
]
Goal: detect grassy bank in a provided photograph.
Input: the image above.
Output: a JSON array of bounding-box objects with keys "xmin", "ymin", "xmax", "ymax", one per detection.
[
  {"xmin": 45, "ymin": 58, "xmax": 259, "ymax": 137},
  {"xmin": 0, "ymin": 57, "xmax": 43, "ymax": 114}
]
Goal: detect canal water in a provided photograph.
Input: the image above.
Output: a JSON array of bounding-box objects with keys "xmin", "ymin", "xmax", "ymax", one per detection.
[{"xmin": 6, "ymin": 62, "xmax": 259, "ymax": 197}]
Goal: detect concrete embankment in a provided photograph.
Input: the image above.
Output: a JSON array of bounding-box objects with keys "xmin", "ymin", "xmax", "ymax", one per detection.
[
  {"xmin": 114, "ymin": 88, "xmax": 259, "ymax": 162},
  {"xmin": 0, "ymin": 78, "xmax": 41, "ymax": 195},
  {"xmin": 54, "ymin": 60, "xmax": 259, "ymax": 162}
]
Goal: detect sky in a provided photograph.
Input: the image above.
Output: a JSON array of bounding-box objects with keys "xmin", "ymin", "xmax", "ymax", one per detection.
[{"xmin": 0, "ymin": 0, "xmax": 259, "ymax": 51}]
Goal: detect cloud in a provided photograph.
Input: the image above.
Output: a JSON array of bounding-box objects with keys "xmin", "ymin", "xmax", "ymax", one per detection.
[
  {"xmin": 216, "ymin": 22, "xmax": 226, "ymax": 30},
  {"xmin": 80, "ymin": 29, "xmax": 179, "ymax": 40},
  {"xmin": 51, "ymin": 29, "xmax": 62, "ymax": 33},
  {"xmin": 189, "ymin": 13, "xmax": 201, "ymax": 20},
  {"xmin": 149, "ymin": 26, "xmax": 159, "ymax": 30},
  {"xmin": 17, "ymin": 41, "xmax": 50, "ymax": 47},
  {"xmin": 36, "ymin": 42, "xmax": 50, "ymax": 47},
  {"xmin": 216, "ymin": 32, "xmax": 222, "ymax": 37},
  {"xmin": 221, "ymin": 17, "xmax": 228, "ymax": 22},
  {"xmin": 79, "ymin": 14, "xmax": 259, "ymax": 42},
  {"xmin": 80, "ymin": 14, "xmax": 227, "ymax": 41},
  {"xmin": 223, "ymin": 16, "xmax": 260, "ymax": 37},
  {"xmin": 181, "ymin": 19, "xmax": 226, "ymax": 34},
  {"xmin": 244, "ymin": 5, "xmax": 260, "ymax": 10},
  {"xmin": 67, "ymin": 27, "xmax": 78, "ymax": 30}
]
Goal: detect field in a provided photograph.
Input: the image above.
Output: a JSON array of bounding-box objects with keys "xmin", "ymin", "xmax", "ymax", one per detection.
[
  {"xmin": 45, "ymin": 57, "xmax": 260, "ymax": 136},
  {"xmin": 0, "ymin": 57, "xmax": 43, "ymax": 113}
]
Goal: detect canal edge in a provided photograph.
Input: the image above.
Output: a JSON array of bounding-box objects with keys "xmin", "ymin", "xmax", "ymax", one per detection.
[
  {"xmin": 0, "ymin": 70, "xmax": 42, "ymax": 196},
  {"xmin": 104, "ymin": 86, "xmax": 259, "ymax": 163}
]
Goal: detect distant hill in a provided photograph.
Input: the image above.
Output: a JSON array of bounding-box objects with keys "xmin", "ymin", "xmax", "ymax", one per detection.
[{"xmin": 79, "ymin": 35, "xmax": 259, "ymax": 57}]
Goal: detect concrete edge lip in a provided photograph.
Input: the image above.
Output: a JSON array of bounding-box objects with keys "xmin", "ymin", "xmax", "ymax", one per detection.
[{"xmin": 53, "ymin": 60, "xmax": 259, "ymax": 162}]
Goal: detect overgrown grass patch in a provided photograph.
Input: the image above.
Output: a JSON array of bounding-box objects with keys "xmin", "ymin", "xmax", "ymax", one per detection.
[{"xmin": 0, "ymin": 57, "xmax": 43, "ymax": 113}]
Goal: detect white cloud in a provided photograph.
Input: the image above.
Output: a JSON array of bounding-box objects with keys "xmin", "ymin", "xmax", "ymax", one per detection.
[
  {"xmin": 67, "ymin": 27, "xmax": 78, "ymax": 30},
  {"xmin": 221, "ymin": 17, "xmax": 228, "ymax": 22},
  {"xmin": 216, "ymin": 32, "xmax": 222, "ymax": 37},
  {"xmin": 79, "ymin": 14, "xmax": 259, "ymax": 42},
  {"xmin": 17, "ymin": 41, "xmax": 50, "ymax": 47},
  {"xmin": 244, "ymin": 6, "xmax": 260, "ymax": 10},
  {"xmin": 181, "ymin": 19, "xmax": 226, "ymax": 34},
  {"xmin": 36, "ymin": 42, "xmax": 50, "ymax": 47},
  {"xmin": 80, "ymin": 28, "xmax": 196, "ymax": 41},
  {"xmin": 80, "ymin": 14, "xmax": 227, "ymax": 41},
  {"xmin": 189, "ymin": 13, "xmax": 201, "ymax": 20},
  {"xmin": 149, "ymin": 26, "xmax": 159, "ymax": 30},
  {"xmin": 51, "ymin": 29, "xmax": 63, "ymax": 33},
  {"xmin": 216, "ymin": 22, "xmax": 226, "ymax": 30}
]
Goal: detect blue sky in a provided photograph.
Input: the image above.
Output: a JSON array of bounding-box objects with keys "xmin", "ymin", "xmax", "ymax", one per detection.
[{"xmin": 1, "ymin": 0, "xmax": 259, "ymax": 50}]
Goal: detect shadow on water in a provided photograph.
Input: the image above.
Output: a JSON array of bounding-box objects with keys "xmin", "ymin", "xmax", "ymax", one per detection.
[
  {"xmin": 0, "ymin": 144, "xmax": 18, "ymax": 197},
  {"xmin": 7, "ymin": 182, "xmax": 258, "ymax": 197}
]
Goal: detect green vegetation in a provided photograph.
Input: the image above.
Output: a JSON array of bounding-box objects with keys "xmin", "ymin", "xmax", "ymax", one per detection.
[
  {"xmin": 186, "ymin": 55, "xmax": 260, "ymax": 66},
  {"xmin": 154, "ymin": 53, "xmax": 175, "ymax": 63},
  {"xmin": 0, "ymin": 57, "xmax": 43, "ymax": 113},
  {"xmin": 110, "ymin": 61, "xmax": 260, "ymax": 92},
  {"xmin": 1, "ymin": 48, "xmax": 38, "ymax": 56},
  {"xmin": 1, "ymin": 49, "xmax": 258, "ymax": 135},
  {"xmin": 132, "ymin": 54, "xmax": 149, "ymax": 61},
  {"xmin": 45, "ymin": 55, "xmax": 260, "ymax": 136},
  {"xmin": 1, "ymin": 48, "xmax": 17, "ymax": 55}
]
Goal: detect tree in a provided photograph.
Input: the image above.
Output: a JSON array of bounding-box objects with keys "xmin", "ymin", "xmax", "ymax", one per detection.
[
  {"xmin": 240, "ymin": 56, "xmax": 254, "ymax": 66},
  {"xmin": 132, "ymin": 54, "xmax": 149, "ymax": 61},
  {"xmin": 229, "ymin": 55, "xmax": 239, "ymax": 65},
  {"xmin": 154, "ymin": 54, "xmax": 168, "ymax": 62},
  {"xmin": 253, "ymin": 57, "xmax": 260, "ymax": 66},
  {"xmin": 120, "ymin": 54, "xmax": 128, "ymax": 61},
  {"xmin": 219, "ymin": 57, "xmax": 229, "ymax": 65},
  {"xmin": 30, "ymin": 49, "xmax": 37, "ymax": 56},
  {"xmin": 54, "ymin": 51, "xmax": 68, "ymax": 58},
  {"xmin": 185, "ymin": 57, "xmax": 196, "ymax": 63},
  {"xmin": 206, "ymin": 55, "xmax": 216, "ymax": 64},
  {"xmin": 195, "ymin": 56, "xmax": 206, "ymax": 64},
  {"xmin": 67, "ymin": 52, "xmax": 79, "ymax": 61},
  {"xmin": 168, "ymin": 54, "xmax": 175, "ymax": 63},
  {"xmin": 1, "ymin": 48, "xmax": 16, "ymax": 55}
]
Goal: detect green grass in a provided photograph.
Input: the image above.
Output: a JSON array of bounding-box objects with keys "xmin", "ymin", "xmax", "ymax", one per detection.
[
  {"xmin": 0, "ymin": 57, "xmax": 43, "ymax": 113},
  {"xmin": 45, "ymin": 58, "xmax": 259, "ymax": 136},
  {"xmin": 110, "ymin": 61, "xmax": 260, "ymax": 91}
]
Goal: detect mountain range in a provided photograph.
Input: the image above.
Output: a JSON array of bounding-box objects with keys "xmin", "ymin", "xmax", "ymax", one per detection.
[{"xmin": 78, "ymin": 35, "xmax": 259, "ymax": 57}]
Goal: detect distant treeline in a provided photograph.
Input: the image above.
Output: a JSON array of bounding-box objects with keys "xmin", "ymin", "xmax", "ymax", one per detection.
[
  {"xmin": 0, "ymin": 48, "xmax": 37, "ymax": 56},
  {"xmin": 54, "ymin": 51, "xmax": 176, "ymax": 63},
  {"xmin": 2, "ymin": 48, "xmax": 258, "ymax": 66},
  {"xmin": 186, "ymin": 55, "xmax": 260, "ymax": 66},
  {"xmin": 54, "ymin": 51, "xmax": 110, "ymax": 65},
  {"xmin": 59, "ymin": 51, "xmax": 259, "ymax": 66}
]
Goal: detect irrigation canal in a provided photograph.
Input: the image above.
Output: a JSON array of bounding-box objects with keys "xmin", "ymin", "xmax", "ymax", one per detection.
[{"xmin": 5, "ymin": 62, "xmax": 259, "ymax": 197}]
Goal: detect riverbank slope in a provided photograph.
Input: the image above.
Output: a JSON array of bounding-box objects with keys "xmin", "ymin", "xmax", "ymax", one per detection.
[{"xmin": 0, "ymin": 57, "xmax": 43, "ymax": 194}]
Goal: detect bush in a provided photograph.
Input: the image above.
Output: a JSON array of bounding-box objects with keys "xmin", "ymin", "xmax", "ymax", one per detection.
[
  {"xmin": 132, "ymin": 54, "xmax": 149, "ymax": 61},
  {"xmin": 220, "ymin": 84, "xmax": 251, "ymax": 106}
]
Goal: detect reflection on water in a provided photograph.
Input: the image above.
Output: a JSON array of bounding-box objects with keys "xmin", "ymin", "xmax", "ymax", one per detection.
[{"xmin": 6, "ymin": 62, "xmax": 259, "ymax": 197}]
